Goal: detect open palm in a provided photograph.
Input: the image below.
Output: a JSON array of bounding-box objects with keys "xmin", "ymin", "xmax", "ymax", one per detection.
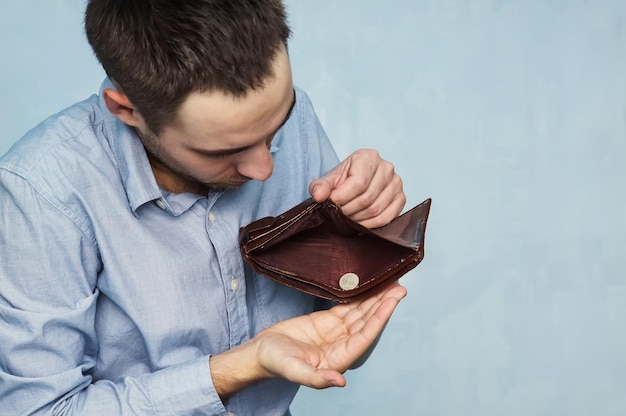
[{"xmin": 255, "ymin": 283, "xmax": 407, "ymax": 388}]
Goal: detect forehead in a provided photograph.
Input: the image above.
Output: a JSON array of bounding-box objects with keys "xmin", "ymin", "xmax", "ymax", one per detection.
[{"xmin": 170, "ymin": 46, "xmax": 293, "ymax": 148}]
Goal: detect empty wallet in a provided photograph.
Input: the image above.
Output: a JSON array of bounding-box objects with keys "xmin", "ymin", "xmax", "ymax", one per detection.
[{"xmin": 239, "ymin": 198, "xmax": 431, "ymax": 303}]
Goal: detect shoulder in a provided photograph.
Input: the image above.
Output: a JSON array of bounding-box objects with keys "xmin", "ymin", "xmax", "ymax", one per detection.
[
  {"xmin": 1, "ymin": 94, "xmax": 110, "ymax": 178},
  {"xmin": 0, "ymin": 95, "xmax": 123, "ymax": 228}
]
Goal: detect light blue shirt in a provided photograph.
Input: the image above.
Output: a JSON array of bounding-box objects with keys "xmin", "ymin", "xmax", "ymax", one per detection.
[{"xmin": 0, "ymin": 80, "xmax": 339, "ymax": 415}]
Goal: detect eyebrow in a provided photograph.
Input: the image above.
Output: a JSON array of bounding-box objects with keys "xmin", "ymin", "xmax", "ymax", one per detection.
[{"xmin": 193, "ymin": 89, "xmax": 297, "ymax": 158}]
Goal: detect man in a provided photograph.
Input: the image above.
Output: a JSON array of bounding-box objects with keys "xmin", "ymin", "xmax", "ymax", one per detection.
[{"xmin": 0, "ymin": 1, "xmax": 407, "ymax": 414}]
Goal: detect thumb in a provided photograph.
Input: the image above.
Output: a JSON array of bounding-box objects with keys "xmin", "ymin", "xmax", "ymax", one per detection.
[
  {"xmin": 308, "ymin": 177, "xmax": 332, "ymax": 203},
  {"xmin": 281, "ymin": 355, "xmax": 346, "ymax": 389},
  {"xmin": 309, "ymin": 161, "xmax": 351, "ymax": 203}
]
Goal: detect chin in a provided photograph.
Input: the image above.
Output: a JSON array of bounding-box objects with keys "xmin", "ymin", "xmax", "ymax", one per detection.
[{"xmin": 207, "ymin": 181, "xmax": 248, "ymax": 192}]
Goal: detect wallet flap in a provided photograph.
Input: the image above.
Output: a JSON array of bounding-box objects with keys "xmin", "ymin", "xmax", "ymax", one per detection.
[{"xmin": 371, "ymin": 198, "xmax": 431, "ymax": 248}]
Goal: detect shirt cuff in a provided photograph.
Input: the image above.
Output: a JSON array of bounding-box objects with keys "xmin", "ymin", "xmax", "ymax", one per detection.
[{"xmin": 146, "ymin": 355, "xmax": 227, "ymax": 415}]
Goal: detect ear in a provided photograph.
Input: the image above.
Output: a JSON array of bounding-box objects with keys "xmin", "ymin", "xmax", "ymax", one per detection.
[{"xmin": 102, "ymin": 88, "xmax": 145, "ymax": 128}]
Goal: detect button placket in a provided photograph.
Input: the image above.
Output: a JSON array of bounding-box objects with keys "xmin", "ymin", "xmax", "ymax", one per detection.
[{"xmin": 204, "ymin": 206, "xmax": 250, "ymax": 347}]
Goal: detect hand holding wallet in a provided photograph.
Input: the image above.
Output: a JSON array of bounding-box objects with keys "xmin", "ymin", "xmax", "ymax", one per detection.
[{"xmin": 239, "ymin": 198, "xmax": 431, "ymax": 303}]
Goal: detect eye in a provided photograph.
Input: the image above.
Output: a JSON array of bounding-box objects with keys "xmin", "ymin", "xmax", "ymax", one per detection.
[
  {"xmin": 209, "ymin": 152, "xmax": 232, "ymax": 160},
  {"xmin": 195, "ymin": 147, "xmax": 246, "ymax": 160}
]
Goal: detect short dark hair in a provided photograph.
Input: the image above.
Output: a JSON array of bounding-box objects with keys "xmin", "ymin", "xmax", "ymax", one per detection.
[{"xmin": 85, "ymin": 0, "xmax": 291, "ymax": 134}]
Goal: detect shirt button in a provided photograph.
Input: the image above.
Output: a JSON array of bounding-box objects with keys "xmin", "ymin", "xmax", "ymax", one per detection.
[
  {"xmin": 155, "ymin": 199, "xmax": 166, "ymax": 210},
  {"xmin": 230, "ymin": 278, "xmax": 240, "ymax": 291},
  {"xmin": 207, "ymin": 210, "xmax": 217, "ymax": 222}
]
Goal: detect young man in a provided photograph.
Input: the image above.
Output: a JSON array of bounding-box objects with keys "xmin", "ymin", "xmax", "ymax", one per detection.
[{"xmin": 0, "ymin": 1, "xmax": 407, "ymax": 414}]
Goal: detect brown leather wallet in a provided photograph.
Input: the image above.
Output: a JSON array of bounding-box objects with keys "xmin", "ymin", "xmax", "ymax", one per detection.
[{"xmin": 239, "ymin": 198, "xmax": 431, "ymax": 303}]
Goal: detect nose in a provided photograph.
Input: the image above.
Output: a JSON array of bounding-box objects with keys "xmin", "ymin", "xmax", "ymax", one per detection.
[{"xmin": 236, "ymin": 145, "xmax": 274, "ymax": 181}]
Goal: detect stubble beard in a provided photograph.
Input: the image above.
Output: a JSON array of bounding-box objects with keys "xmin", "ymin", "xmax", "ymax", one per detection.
[{"xmin": 137, "ymin": 127, "xmax": 249, "ymax": 195}]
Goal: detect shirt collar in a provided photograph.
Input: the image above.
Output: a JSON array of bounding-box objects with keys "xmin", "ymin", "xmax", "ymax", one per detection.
[{"xmin": 98, "ymin": 79, "xmax": 166, "ymax": 215}]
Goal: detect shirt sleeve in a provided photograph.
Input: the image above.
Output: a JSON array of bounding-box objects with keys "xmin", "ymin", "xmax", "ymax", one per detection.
[{"xmin": 0, "ymin": 169, "xmax": 227, "ymax": 415}]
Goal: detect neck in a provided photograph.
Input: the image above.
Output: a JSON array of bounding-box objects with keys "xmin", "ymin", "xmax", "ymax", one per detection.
[{"xmin": 147, "ymin": 154, "xmax": 208, "ymax": 196}]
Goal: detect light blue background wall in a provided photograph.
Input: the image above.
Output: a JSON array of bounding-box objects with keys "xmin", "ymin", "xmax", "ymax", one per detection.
[{"xmin": 1, "ymin": 1, "xmax": 625, "ymax": 415}]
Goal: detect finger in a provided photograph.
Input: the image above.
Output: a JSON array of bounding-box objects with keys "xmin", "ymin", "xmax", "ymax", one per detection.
[
  {"xmin": 331, "ymin": 286, "xmax": 406, "ymax": 367},
  {"xmin": 351, "ymin": 287, "xmax": 406, "ymax": 344},
  {"xmin": 309, "ymin": 159, "xmax": 351, "ymax": 203},
  {"xmin": 338, "ymin": 283, "xmax": 407, "ymax": 332},
  {"xmin": 348, "ymin": 186, "xmax": 406, "ymax": 229},
  {"xmin": 331, "ymin": 162, "xmax": 406, "ymax": 228},
  {"xmin": 314, "ymin": 171, "xmax": 405, "ymax": 228},
  {"xmin": 332, "ymin": 281, "xmax": 403, "ymax": 318},
  {"xmin": 378, "ymin": 283, "xmax": 408, "ymax": 305},
  {"xmin": 325, "ymin": 155, "xmax": 378, "ymax": 207},
  {"xmin": 357, "ymin": 284, "xmax": 406, "ymax": 330},
  {"xmin": 331, "ymin": 162, "xmax": 395, "ymax": 216},
  {"xmin": 356, "ymin": 198, "xmax": 403, "ymax": 229},
  {"xmin": 311, "ymin": 149, "xmax": 382, "ymax": 207}
]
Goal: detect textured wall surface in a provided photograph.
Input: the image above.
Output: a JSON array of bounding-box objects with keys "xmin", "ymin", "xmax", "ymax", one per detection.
[{"xmin": 1, "ymin": 1, "xmax": 625, "ymax": 415}]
